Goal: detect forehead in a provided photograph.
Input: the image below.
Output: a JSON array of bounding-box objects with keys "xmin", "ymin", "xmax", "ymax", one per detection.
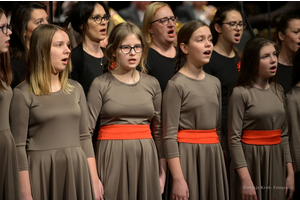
[
  {"xmin": 30, "ymin": 9, "xmax": 47, "ymax": 19},
  {"xmin": 52, "ymin": 30, "xmax": 69, "ymax": 42},
  {"xmin": 260, "ymin": 43, "xmax": 275, "ymax": 54},
  {"xmin": 0, "ymin": 13, "xmax": 7, "ymax": 24},
  {"xmin": 287, "ymin": 19, "xmax": 300, "ymax": 28},
  {"xmin": 92, "ymin": 3, "xmax": 106, "ymax": 15},
  {"xmin": 153, "ymin": 6, "xmax": 173, "ymax": 19},
  {"xmin": 121, "ymin": 33, "xmax": 141, "ymax": 44},
  {"xmin": 191, "ymin": 26, "xmax": 211, "ymax": 38},
  {"xmin": 224, "ymin": 10, "xmax": 242, "ymax": 21}
]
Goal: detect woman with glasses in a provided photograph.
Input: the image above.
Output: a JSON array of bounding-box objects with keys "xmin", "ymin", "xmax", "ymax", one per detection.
[
  {"xmin": 228, "ymin": 37, "xmax": 294, "ymax": 200},
  {"xmin": 10, "ymin": 24, "xmax": 100, "ymax": 200},
  {"xmin": 9, "ymin": 2, "xmax": 48, "ymax": 89},
  {"xmin": 163, "ymin": 20, "xmax": 229, "ymax": 200},
  {"xmin": 0, "ymin": 7, "xmax": 22, "ymax": 200},
  {"xmin": 142, "ymin": 2, "xmax": 179, "ymax": 92},
  {"xmin": 203, "ymin": 4, "xmax": 245, "ymax": 174},
  {"xmin": 272, "ymin": 14, "xmax": 300, "ymax": 94},
  {"xmin": 66, "ymin": 1, "xmax": 109, "ymax": 96},
  {"xmin": 87, "ymin": 22, "xmax": 166, "ymax": 200}
]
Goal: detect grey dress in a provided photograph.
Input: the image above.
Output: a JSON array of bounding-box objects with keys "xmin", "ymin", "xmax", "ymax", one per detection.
[
  {"xmin": 0, "ymin": 82, "xmax": 22, "ymax": 200},
  {"xmin": 10, "ymin": 80, "xmax": 95, "ymax": 200},
  {"xmin": 87, "ymin": 71, "xmax": 164, "ymax": 200},
  {"xmin": 228, "ymin": 84, "xmax": 292, "ymax": 200},
  {"xmin": 163, "ymin": 72, "xmax": 229, "ymax": 200}
]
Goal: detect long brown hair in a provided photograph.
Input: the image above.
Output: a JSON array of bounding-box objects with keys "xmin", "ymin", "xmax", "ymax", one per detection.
[
  {"xmin": 26, "ymin": 24, "xmax": 74, "ymax": 95},
  {"xmin": 0, "ymin": 7, "xmax": 12, "ymax": 91}
]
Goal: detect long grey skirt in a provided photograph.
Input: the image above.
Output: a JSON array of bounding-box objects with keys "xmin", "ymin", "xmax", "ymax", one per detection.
[
  {"xmin": 230, "ymin": 143, "xmax": 286, "ymax": 200},
  {"xmin": 95, "ymin": 139, "xmax": 162, "ymax": 200}
]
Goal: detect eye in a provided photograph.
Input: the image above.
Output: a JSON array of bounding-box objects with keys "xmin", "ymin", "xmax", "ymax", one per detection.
[
  {"xmin": 36, "ymin": 20, "xmax": 42, "ymax": 25},
  {"xmin": 122, "ymin": 45, "xmax": 131, "ymax": 50},
  {"xmin": 93, "ymin": 15, "xmax": 101, "ymax": 21},
  {"xmin": 160, "ymin": 18, "xmax": 168, "ymax": 23}
]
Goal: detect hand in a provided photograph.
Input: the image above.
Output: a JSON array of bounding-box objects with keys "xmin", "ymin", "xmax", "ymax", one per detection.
[
  {"xmin": 286, "ymin": 175, "xmax": 295, "ymax": 200},
  {"xmin": 93, "ymin": 178, "xmax": 104, "ymax": 200},
  {"xmin": 241, "ymin": 179, "xmax": 257, "ymax": 200},
  {"xmin": 159, "ymin": 171, "xmax": 166, "ymax": 194},
  {"xmin": 172, "ymin": 178, "xmax": 189, "ymax": 200}
]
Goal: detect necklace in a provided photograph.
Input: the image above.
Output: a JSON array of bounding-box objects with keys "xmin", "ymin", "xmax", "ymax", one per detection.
[
  {"xmin": 100, "ymin": 57, "xmax": 103, "ymax": 66},
  {"xmin": 83, "ymin": 46, "xmax": 103, "ymax": 66}
]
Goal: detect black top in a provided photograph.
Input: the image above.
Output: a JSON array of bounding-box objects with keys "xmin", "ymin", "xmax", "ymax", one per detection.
[
  {"xmin": 146, "ymin": 47, "xmax": 177, "ymax": 92},
  {"xmin": 70, "ymin": 42, "xmax": 107, "ymax": 96},
  {"xmin": 10, "ymin": 59, "xmax": 27, "ymax": 89},
  {"xmin": 277, "ymin": 62, "xmax": 293, "ymax": 94},
  {"xmin": 203, "ymin": 50, "xmax": 240, "ymax": 155}
]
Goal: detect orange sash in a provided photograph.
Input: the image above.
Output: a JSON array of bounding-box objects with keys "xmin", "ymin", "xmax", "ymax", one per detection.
[
  {"xmin": 177, "ymin": 129, "xmax": 219, "ymax": 144},
  {"xmin": 97, "ymin": 124, "xmax": 152, "ymax": 140},
  {"xmin": 241, "ymin": 129, "xmax": 281, "ymax": 145}
]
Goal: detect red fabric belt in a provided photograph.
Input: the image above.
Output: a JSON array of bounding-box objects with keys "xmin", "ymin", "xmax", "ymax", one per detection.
[
  {"xmin": 177, "ymin": 129, "xmax": 219, "ymax": 144},
  {"xmin": 241, "ymin": 129, "xmax": 281, "ymax": 145},
  {"xmin": 98, "ymin": 124, "xmax": 152, "ymax": 140}
]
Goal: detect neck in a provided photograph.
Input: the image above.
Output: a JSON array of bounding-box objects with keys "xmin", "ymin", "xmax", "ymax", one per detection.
[
  {"xmin": 179, "ymin": 63, "xmax": 205, "ymax": 80},
  {"xmin": 214, "ymin": 37, "xmax": 235, "ymax": 57},
  {"xmin": 111, "ymin": 67, "xmax": 139, "ymax": 84},
  {"xmin": 278, "ymin": 46, "xmax": 294, "ymax": 66},
  {"xmin": 150, "ymin": 40, "xmax": 176, "ymax": 57},
  {"xmin": 82, "ymin": 37, "xmax": 103, "ymax": 58},
  {"xmin": 50, "ymin": 73, "xmax": 61, "ymax": 92},
  {"xmin": 253, "ymin": 78, "xmax": 270, "ymax": 90}
]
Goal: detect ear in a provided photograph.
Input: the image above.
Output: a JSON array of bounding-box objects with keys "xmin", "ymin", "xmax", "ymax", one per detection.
[
  {"xmin": 148, "ymin": 26, "xmax": 153, "ymax": 35},
  {"xmin": 112, "ymin": 49, "xmax": 116, "ymax": 57},
  {"xmin": 180, "ymin": 43, "xmax": 188, "ymax": 55},
  {"xmin": 278, "ymin": 31, "xmax": 285, "ymax": 42},
  {"xmin": 214, "ymin": 23, "xmax": 222, "ymax": 34}
]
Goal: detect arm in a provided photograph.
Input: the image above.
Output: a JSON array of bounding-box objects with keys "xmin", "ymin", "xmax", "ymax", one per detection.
[
  {"xmin": 151, "ymin": 79, "xmax": 166, "ymax": 193},
  {"xmin": 162, "ymin": 80, "xmax": 189, "ymax": 199},
  {"xmin": 77, "ymin": 82, "xmax": 103, "ymax": 200},
  {"xmin": 9, "ymin": 88, "xmax": 32, "ymax": 199},
  {"xmin": 286, "ymin": 162, "xmax": 295, "ymax": 200},
  {"xmin": 228, "ymin": 87, "xmax": 257, "ymax": 199},
  {"xmin": 216, "ymin": 79, "xmax": 225, "ymax": 150}
]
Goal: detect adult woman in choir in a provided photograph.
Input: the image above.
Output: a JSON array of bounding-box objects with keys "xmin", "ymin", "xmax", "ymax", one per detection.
[
  {"xmin": 9, "ymin": 2, "xmax": 48, "ymax": 88},
  {"xmin": 273, "ymin": 14, "xmax": 300, "ymax": 94},
  {"xmin": 203, "ymin": 4, "xmax": 246, "ymax": 168},
  {"xmin": 0, "ymin": 7, "xmax": 22, "ymax": 200},
  {"xmin": 228, "ymin": 36, "xmax": 294, "ymax": 200},
  {"xmin": 87, "ymin": 22, "xmax": 166, "ymax": 200},
  {"xmin": 10, "ymin": 24, "xmax": 102, "ymax": 200},
  {"xmin": 67, "ymin": 1, "xmax": 109, "ymax": 96},
  {"xmin": 163, "ymin": 20, "xmax": 229, "ymax": 200},
  {"xmin": 141, "ymin": 2, "xmax": 178, "ymax": 92},
  {"xmin": 286, "ymin": 48, "xmax": 300, "ymax": 199}
]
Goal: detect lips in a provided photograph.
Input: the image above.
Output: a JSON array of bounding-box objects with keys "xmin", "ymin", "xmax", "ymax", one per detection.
[
  {"xmin": 100, "ymin": 28, "xmax": 106, "ymax": 35},
  {"xmin": 168, "ymin": 29, "xmax": 175, "ymax": 37},
  {"xmin": 61, "ymin": 58, "xmax": 68, "ymax": 65},
  {"xmin": 204, "ymin": 50, "xmax": 211, "ymax": 57},
  {"xmin": 128, "ymin": 58, "xmax": 136, "ymax": 64},
  {"xmin": 270, "ymin": 66, "xmax": 277, "ymax": 72}
]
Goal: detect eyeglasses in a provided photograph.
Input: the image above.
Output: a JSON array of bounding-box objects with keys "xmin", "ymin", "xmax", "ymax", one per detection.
[
  {"xmin": 119, "ymin": 44, "xmax": 144, "ymax": 54},
  {"xmin": 151, "ymin": 16, "xmax": 178, "ymax": 26},
  {"xmin": 91, "ymin": 14, "xmax": 110, "ymax": 24},
  {"xmin": 0, "ymin": 24, "xmax": 11, "ymax": 34},
  {"xmin": 222, "ymin": 21, "xmax": 247, "ymax": 30}
]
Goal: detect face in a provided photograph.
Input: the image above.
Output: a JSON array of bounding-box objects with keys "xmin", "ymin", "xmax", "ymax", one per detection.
[
  {"xmin": 257, "ymin": 44, "xmax": 277, "ymax": 81},
  {"xmin": 218, "ymin": 10, "xmax": 244, "ymax": 44},
  {"xmin": 183, "ymin": 26, "xmax": 213, "ymax": 67},
  {"xmin": 116, "ymin": 33, "xmax": 143, "ymax": 71},
  {"xmin": 24, "ymin": 9, "xmax": 48, "ymax": 48},
  {"xmin": 50, "ymin": 30, "xmax": 71, "ymax": 74},
  {"xmin": 149, "ymin": 6, "xmax": 176, "ymax": 45},
  {"xmin": 85, "ymin": 3, "xmax": 108, "ymax": 43},
  {"xmin": 280, "ymin": 19, "xmax": 300, "ymax": 54},
  {"xmin": 0, "ymin": 14, "xmax": 12, "ymax": 53}
]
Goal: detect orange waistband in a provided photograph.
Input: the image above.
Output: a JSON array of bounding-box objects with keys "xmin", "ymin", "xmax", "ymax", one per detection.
[
  {"xmin": 177, "ymin": 129, "xmax": 219, "ymax": 144},
  {"xmin": 241, "ymin": 129, "xmax": 281, "ymax": 145},
  {"xmin": 98, "ymin": 124, "xmax": 152, "ymax": 140}
]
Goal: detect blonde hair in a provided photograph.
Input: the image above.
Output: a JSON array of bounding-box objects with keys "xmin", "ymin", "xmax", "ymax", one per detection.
[
  {"xmin": 142, "ymin": 2, "xmax": 171, "ymax": 47},
  {"xmin": 105, "ymin": 22, "xmax": 148, "ymax": 73},
  {"xmin": 26, "ymin": 24, "xmax": 74, "ymax": 95}
]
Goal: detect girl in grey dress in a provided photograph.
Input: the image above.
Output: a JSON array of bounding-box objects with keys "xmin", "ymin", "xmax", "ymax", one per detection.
[
  {"xmin": 163, "ymin": 20, "xmax": 229, "ymax": 200},
  {"xmin": 228, "ymin": 36, "xmax": 294, "ymax": 200},
  {"xmin": 10, "ymin": 24, "xmax": 100, "ymax": 200},
  {"xmin": 286, "ymin": 48, "xmax": 300, "ymax": 199},
  {"xmin": 87, "ymin": 22, "xmax": 166, "ymax": 200},
  {"xmin": 0, "ymin": 7, "xmax": 22, "ymax": 200}
]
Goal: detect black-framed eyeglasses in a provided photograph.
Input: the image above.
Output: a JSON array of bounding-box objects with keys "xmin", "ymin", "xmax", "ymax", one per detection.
[
  {"xmin": 222, "ymin": 21, "xmax": 247, "ymax": 30},
  {"xmin": 91, "ymin": 14, "xmax": 110, "ymax": 24},
  {"xmin": 0, "ymin": 24, "xmax": 11, "ymax": 34},
  {"xmin": 119, "ymin": 44, "xmax": 144, "ymax": 54},
  {"xmin": 151, "ymin": 16, "xmax": 178, "ymax": 26}
]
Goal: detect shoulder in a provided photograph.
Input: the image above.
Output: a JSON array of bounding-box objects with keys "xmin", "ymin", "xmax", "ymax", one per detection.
[
  {"xmin": 71, "ymin": 43, "xmax": 83, "ymax": 59},
  {"xmin": 141, "ymin": 73, "xmax": 161, "ymax": 92}
]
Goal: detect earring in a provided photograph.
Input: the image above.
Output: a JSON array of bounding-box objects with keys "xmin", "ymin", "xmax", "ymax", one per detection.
[{"xmin": 150, "ymin": 31, "xmax": 153, "ymax": 35}]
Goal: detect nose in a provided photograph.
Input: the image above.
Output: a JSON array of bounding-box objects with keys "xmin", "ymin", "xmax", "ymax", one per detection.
[
  {"xmin": 270, "ymin": 54, "xmax": 277, "ymax": 63},
  {"xmin": 65, "ymin": 45, "xmax": 71, "ymax": 54},
  {"xmin": 7, "ymin": 28, "xmax": 12, "ymax": 36}
]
